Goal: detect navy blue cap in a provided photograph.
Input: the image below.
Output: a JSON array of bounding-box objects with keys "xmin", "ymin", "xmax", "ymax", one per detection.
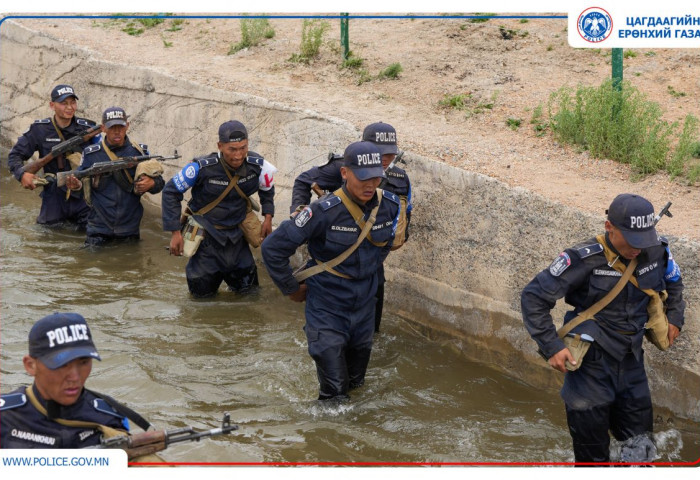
[
  {"xmin": 102, "ymin": 106, "xmax": 128, "ymax": 128},
  {"xmin": 362, "ymin": 122, "xmax": 398, "ymax": 155},
  {"xmin": 28, "ymin": 313, "xmax": 101, "ymax": 370},
  {"xmin": 607, "ymin": 194, "xmax": 660, "ymax": 249},
  {"xmin": 219, "ymin": 120, "xmax": 248, "ymax": 143},
  {"xmin": 343, "ymin": 141, "xmax": 385, "ymax": 181},
  {"xmin": 51, "ymin": 84, "xmax": 79, "ymax": 102}
]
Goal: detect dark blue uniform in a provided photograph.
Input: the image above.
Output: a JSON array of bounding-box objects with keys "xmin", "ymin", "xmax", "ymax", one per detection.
[
  {"xmin": 0, "ymin": 385, "xmax": 129, "ymax": 448},
  {"xmin": 162, "ymin": 152, "xmax": 275, "ymax": 297},
  {"xmin": 262, "ymin": 187, "xmax": 400, "ymax": 399},
  {"xmin": 78, "ymin": 138, "xmax": 164, "ymax": 245},
  {"xmin": 7, "ymin": 116, "xmax": 99, "ymax": 227},
  {"xmin": 521, "ymin": 234, "xmax": 685, "ymax": 462},
  {"xmin": 290, "ymin": 158, "xmax": 413, "ymax": 332}
]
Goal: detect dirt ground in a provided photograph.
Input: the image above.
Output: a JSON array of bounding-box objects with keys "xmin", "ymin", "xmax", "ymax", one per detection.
[{"xmin": 15, "ymin": 14, "xmax": 700, "ymax": 240}]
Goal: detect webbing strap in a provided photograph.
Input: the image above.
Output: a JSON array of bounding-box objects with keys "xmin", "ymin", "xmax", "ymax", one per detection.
[
  {"xmin": 191, "ymin": 162, "xmax": 239, "ymax": 216},
  {"xmin": 557, "ymin": 256, "xmax": 638, "ymax": 339},
  {"xmin": 335, "ymin": 188, "xmax": 387, "ymax": 246}
]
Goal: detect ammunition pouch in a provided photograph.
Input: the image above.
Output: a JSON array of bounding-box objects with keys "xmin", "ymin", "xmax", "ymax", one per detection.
[
  {"xmin": 562, "ymin": 334, "xmax": 592, "ymax": 372},
  {"xmin": 182, "ymin": 216, "xmax": 205, "ymax": 258},
  {"xmin": 134, "ymin": 159, "xmax": 164, "ymax": 181},
  {"xmin": 240, "ymin": 208, "xmax": 263, "ymax": 248},
  {"xmin": 66, "ymin": 152, "xmax": 82, "ymax": 170},
  {"xmin": 390, "ymin": 195, "xmax": 409, "ymax": 251},
  {"xmin": 644, "ymin": 290, "xmax": 670, "ymax": 351}
]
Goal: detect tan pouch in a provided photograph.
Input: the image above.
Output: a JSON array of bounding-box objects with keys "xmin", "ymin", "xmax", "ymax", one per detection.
[
  {"xmin": 182, "ymin": 216, "xmax": 205, "ymax": 258},
  {"xmin": 135, "ymin": 159, "xmax": 164, "ymax": 180},
  {"xmin": 563, "ymin": 334, "xmax": 592, "ymax": 371},
  {"xmin": 67, "ymin": 152, "xmax": 83, "ymax": 169},
  {"xmin": 240, "ymin": 209, "xmax": 263, "ymax": 248},
  {"xmin": 644, "ymin": 290, "xmax": 670, "ymax": 350},
  {"xmin": 390, "ymin": 195, "xmax": 409, "ymax": 251}
]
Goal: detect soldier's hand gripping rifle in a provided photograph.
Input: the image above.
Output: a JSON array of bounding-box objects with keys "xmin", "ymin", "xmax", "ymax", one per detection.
[
  {"xmin": 55, "ymin": 151, "xmax": 181, "ymax": 188},
  {"xmin": 21, "ymin": 125, "xmax": 103, "ymax": 175},
  {"xmin": 98, "ymin": 413, "xmax": 238, "ymax": 460}
]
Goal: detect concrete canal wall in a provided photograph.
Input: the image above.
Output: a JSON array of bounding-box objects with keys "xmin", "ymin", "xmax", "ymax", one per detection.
[{"xmin": 2, "ymin": 20, "xmax": 698, "ymax": 420}]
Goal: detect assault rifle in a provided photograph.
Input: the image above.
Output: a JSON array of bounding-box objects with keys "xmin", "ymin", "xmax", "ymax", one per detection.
[
  {"xmin": 22, "ymin": 125, "xmax": 103, "ymax": 175},
  {"xmin": 97, "ymin": 413, "xmax": 238, "ymax": 460},
  {"xmin": 654, "ymin": 201, "xmax": 673, "ymax": 225},
  {"xmin": 384, "ymin": 150, "xmax": 405, "ymax": 173},
  {"xmin": 54, "ymin": 151, "xmax": 181, "ymax": 187}
]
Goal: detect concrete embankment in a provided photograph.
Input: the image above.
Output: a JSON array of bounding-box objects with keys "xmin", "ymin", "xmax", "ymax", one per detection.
[{"xmin": 2, "ymin": 19, "xmax": 698, "ymax": 421}]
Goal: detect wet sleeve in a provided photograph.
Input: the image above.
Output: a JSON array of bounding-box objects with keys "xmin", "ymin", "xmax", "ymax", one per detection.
[
  {"xmin": 161, "ymin": 161, "xmax": 198, "ymax": 231},
  {"xmin": 7, "ymin": 129, "xmax": 37, "ymax": 180}
]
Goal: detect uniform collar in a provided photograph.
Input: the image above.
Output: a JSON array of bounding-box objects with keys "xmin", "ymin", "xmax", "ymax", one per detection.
[{"xmin": 341, "ymin": 185, "xmax": 379, "ymax": 212}]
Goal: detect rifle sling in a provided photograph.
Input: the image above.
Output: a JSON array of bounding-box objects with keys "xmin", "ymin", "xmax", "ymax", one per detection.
[
  {"xmin": 335, "ymin": 188, "xmax": 388, "ymax": 247},
  {"xmin": 85, "ymin": 388, "xmax": 153, "ymax": 431},
  {"xmin": 24, "ymin": 385, "xmax": 127, "ymax": 438},
  {"xmin": 190, "ymin": 162, "xmax": 239, "ymax": 217},
  {"xmin": 101, "ymin": 139, "xmax": 146, "ymax": 191},
  {"xmin": 294, "ymin": 189, "xmax": 383, "ymax": 282},
  {"xmin": 50, "ymin": 117, "xmax": 67, "ymax": 169},
  {"xmin": 557, "ymin": 256, "xmax": 638, "ymax": 339}
]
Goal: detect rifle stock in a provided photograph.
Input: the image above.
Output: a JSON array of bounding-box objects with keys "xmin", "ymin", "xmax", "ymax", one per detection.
[
  {"xmin": 21, "ymin": 125, "xmax": 102, "ymax": 175},
  {"xmin": 55, "ymin": 152, "xmax": 181, "ymax": 187}
]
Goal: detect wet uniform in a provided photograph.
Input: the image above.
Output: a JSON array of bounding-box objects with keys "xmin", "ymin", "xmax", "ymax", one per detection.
[
  {"xmin": 262, "ymin": 187, "xmax": 400, "ymax": 399},
  {"xmin": 7, "ymin": 116, "xmax": 99, "ymax": 227},
  {"xmin": 289, "ymin": 157, "xmax": 412, "ymax": 332},
  {"xmin": 521, "ymin": 234, "xmax": 685, "ymax": 462},
  {"xmin": 162, "ymin": 152, "xmax": 275, "ymax": 297},
  {"xmin": 78, "ymin": 137, "xmax": 164, "ymax": 245},
  {"xmin": 0, "ymin": 385, "xmax": 129, "ymax": 449}
]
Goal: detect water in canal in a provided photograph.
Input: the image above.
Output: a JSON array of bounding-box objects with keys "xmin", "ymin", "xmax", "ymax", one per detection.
[{"xmin": 1, "ymin": 173, "xmax": 697, "ymax": 464}]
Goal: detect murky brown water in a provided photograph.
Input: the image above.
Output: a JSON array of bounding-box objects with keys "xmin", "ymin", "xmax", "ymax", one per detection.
[{"xmin": 1, "ymin": 172, "xmax": 697, "ymax": 464}]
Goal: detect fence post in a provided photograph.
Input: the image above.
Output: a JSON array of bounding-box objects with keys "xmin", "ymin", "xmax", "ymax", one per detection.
[
  {"xmin": 612, "ymin": 48, "xmax": 623, "ymax": 91},
  {"xmin": 340, "ymin": 13, "xmax": 349, "ymax": 60}
]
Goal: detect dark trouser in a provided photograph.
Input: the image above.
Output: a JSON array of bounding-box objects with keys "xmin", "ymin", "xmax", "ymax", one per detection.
[
  {"xmin": 304, "ymin": 290, "xmax": 376, "ymax": 400},
  {"xmin": 562, "ymin": 343, "xmax": 653, "ymax": 464},
  {"xmin": 186, "ymin": 235, "xmax": 258, "ymax": 298},
  {"xmin": 84, "ymin": 233, "xmax": 140, "ymax": 248},
  {"xmin": 374, "ymin": 281, "xmax": 384, "ymax": 332},
  {"xmin": 37, "ymin": 183, "xmax": 90, "ymax": 228}
]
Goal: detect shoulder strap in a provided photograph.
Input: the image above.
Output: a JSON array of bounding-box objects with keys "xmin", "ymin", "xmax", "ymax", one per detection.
[
  {"xmin": 24, "ymin": 385, "xmax": 127, "ymax": 438},
  {"xmin": 192, "ymin": 162, "xmax": 239, "ymax": 216},
  {"xmin": 557, "ymin": 256, "xmax": 638, "ymax": 338},
  {"xmin": 294, "ymin": 190, "xmax": 383, "ymax": 282},
  {"xmin": 85, "ymin": 388, "xmax": 152, "ymax": 431},
  {"xmin": 335, "ymin": 188, "xmax": 387, "ymax": 246}
]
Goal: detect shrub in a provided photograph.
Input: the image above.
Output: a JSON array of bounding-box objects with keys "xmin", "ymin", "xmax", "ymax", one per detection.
[
  {"xmin": 229, "ymin": 17, "xmax": 275, "ymax": 54},
  {"xmin": 378, "ymin": 63, "xmax": 403, "ymax": 79},
  {"xmin": 547, "ymin": 80, "xmax": 700, "ymax": 179},
  {"xmin": 289, "ymin": 19, "xmax": 330, "ymax": 62},
  {"xmin": 439, "ymin": 93, "xmax": 471, "ymax": 110}
]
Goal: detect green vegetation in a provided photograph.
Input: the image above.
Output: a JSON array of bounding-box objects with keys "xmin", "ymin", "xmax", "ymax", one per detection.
[
  {"xmin": 499, "ymin": 25, "xmax": 528, "ymax": 39},
  {"xmin": 506, "ymin": 117, "xmax": 522, "ymax": 130},
  {"xmin": 667, "ymin": 86, "xmax": 686, "ymax": 98},
  {"xmin": 530, "ymin": 104, "xmax": 549, "ymax": 137},
  {"xmin": 520, "ymin": 18, "xmax": 529, "ymax": 24},
  {"xmin": 161, "ymin": 35, "xmax": 173, "ymax": 48},
  {"xmin": 229, "ymin": 17, "xmax": 275, "ymax": 54},
  {"xmin": 623, "ymin": 50, "xmax": 637, "ymax": 59},
  {"xmin": 377, "ymin": 63, "xmax": 403, "ymax": 80},
  {"xmin": 439, "ymin": 93, "xmax": 472, "ymax": 110},
  {"xmin": 289, "ymin": 19, "xmax": 330, "ymax": 63},
  {"xmin": 166, "ymin": 19, "xmax": 185, "ymax": 32},
  {"xmin": 470, "ymin": 13, "xmax": 496, "ymax": 23},
  {"xmin": 547, "ymin": 79, "xmax": 700, "ymax": 183},
  {"xmin": 341, "ymin": 53, "xmax": 364, "ymax": 70}
]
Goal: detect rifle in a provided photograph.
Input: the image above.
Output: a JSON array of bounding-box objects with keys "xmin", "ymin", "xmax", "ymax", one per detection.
[
  {"xmin": 654, "ymin": 201, "xmax": 673, "ymax": 225},
  {"xmin": 384, "ymin": 150, "xmax": 405, "ymax": 173},
  {"xmin": 310, "ymin": 152, "xmax": 344, "ymax": 198},
  {"xmin": 22, "ymin": 125, "xmax": 103, "ymax": 175},
  {"xmin": 55, "ymin": 151, "xmax": 181, "ymax": 187},
  {"xmin": 97, "ymin": 413, "xmax": 238, "ymax": 460}
]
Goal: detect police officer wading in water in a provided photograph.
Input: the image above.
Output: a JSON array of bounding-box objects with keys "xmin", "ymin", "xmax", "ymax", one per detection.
[
  {"xmin": 289, "ymin": 122, "xmax": 412, "ymax": 332},
  {"xmin": 0, "ymin": 313, "xmax": 152, "ymax": 449},
  {"xmin": 521, "ymin": 194, "xmax": 685, "ymax": 464},
  {"xmin": 262, "ymin": 141, "xmax": 400, "ymax": 401},
  {"xmin": 7, "ymin": 84, "xmax": 99, "ymax": 228},
  {"xmin": 162, "ymin": 120, "xmax": 275, "ymax": 297}
]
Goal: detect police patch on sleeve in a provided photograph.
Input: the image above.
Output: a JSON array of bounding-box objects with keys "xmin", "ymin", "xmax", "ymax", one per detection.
[
  {"xmin": 549, "ymin": 252, "xmax": 571, "ymax": 277},
  {"xmin": 295, "ymin": 206, "xmax": 313, "ymax": 227}
]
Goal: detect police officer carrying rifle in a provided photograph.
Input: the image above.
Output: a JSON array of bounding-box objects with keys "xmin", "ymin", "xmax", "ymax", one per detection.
[
  {"xmin": 521, "ymin": 193, "xmax": 685, "ymax": 463},
  {"xmin": 0, "ymin": 313, "xmax": 150, "ymax": 449},
  {"xmin": 289, "ymin": 122, "xmax": 412, "ymax": 332},
  {"xmin": 262, "ymin": 141, "xmax": 400, "ymax": 401},
  {"xmin": 7, "ymin": 84, "xmax": 100, "ymax": 228},
  {"xmin": 65, "ymin": 107, "xmax": 165, "ymax": 247}
]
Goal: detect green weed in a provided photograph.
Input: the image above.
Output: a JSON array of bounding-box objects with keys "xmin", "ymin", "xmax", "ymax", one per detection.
[
  {"xmin": 667, "ymin": 86, "xmax": 686, "ymax": 98},
  {"xmin": 506, "ymin": 117, "xmax": 522, "ymax": 130},
  {"xmin": 289, "ymin": 19, "xmax": 330, "ymax": 63},
  {"xmin": 470, "ymin": 13, "xmax": 496, "ymax": 23},
  {"xmin": 439, "ymin": 93, "xmax": 471, "ymax": 110},
  {"xmin": 229, "ymin": 17, "xmax": 275, "ymax": 54},
  {"xmin": 377, "ymin": 63, "xmax": 403, "ymax": 80}
]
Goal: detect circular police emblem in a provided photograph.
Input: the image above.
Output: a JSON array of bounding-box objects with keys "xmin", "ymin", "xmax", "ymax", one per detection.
[
  {"xmin": 577, "ymin": 7, "xmax": 613, "ymax": 43},
  {"xmin": 185, "ymin": 165, "xmax": 197, "ymax": 179}
]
